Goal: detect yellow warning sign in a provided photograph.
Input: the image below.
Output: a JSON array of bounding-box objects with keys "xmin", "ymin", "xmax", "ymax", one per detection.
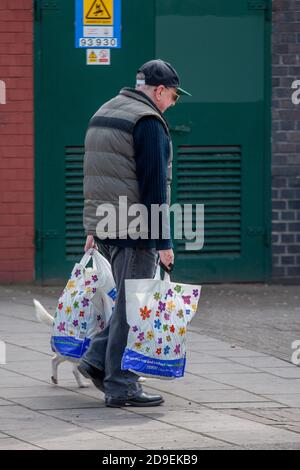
[
  {"xmin": 88, "ymin": 50, "xmax": 97, "ymax": 62},
  {"xmin": 84, "ymin": 0, "xmax": 113, "ymax": 25}
]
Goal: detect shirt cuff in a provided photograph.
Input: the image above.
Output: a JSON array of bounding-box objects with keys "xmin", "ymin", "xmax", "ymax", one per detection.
[{"xmin": 156, "ymin": 238, "xmax": 173, "ymax": 250}]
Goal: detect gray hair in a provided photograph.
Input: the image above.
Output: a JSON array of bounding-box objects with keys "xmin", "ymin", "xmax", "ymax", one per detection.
[{"xmin": 135, "ymin": 72, "xmax": 155, "ymax": 93}]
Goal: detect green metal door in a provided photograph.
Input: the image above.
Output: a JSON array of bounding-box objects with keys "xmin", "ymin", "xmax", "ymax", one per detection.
[
  {"xmin": 34, "ymin": 0, "xmax": 155, "ymax": 282},
  {"xmin": 35, "ymin": 0, "xmax": 271, "ymax": 283}
]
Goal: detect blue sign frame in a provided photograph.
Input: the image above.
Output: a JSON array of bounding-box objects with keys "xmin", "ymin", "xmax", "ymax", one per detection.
[{"xmin": 75, "ymin": 0, "xmax": 121, "ymax": 49}]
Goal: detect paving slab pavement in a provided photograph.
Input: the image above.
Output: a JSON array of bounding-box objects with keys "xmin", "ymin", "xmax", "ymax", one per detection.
[
  {"xmin": 0, "ymin": 284, "xmax": 300, "ymax": 450},
  {"xmin": 191, "ymin": 283, "xmax": 300, "ymax": 361}
]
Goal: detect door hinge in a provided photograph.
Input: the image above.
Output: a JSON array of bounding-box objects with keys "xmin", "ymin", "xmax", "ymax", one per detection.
[
  {"xmin": 247, "ymin": 226, "xmax": 265, "ymax": 236},
  {"xmin": 34, "ymin": 0, "xmax": 59, "ymax": 21},
  {"xmin": 41, "ymin": 0, "xmax": 59, "ymax": 9},
  {"xmin": 246, "ymin": 226, "xmax": 271, "ymax": 246},
  {"xmin": 35, "ymin": 229, "xmax": 58, "ymax": 251},
  {"xmin": 248, "ymin": 0, "xmax": 269, "ymax": 10}
]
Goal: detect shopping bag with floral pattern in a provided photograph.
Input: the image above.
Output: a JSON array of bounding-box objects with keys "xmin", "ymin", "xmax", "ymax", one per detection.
[
  {"xmin": 122, "ymin": 266, "xmax": 201, "ymax": 379},
  {"xmin": 51, "ymin": 249, "xmax": 116, "ymax": 359}
]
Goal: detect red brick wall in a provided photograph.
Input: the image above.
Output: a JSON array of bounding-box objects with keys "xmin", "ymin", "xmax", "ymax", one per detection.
[{"xmin": 0, "ymin": 0, "xmax": 34, "ymax": 283}]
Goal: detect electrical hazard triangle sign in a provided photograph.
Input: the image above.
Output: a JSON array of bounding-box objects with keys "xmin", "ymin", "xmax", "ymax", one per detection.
[
  {"xmin": 84, "ymin": 0, "xmax": 113, "ymax": 25},
  {"xmin": 88, "ymin": 50, "xmax": 97, "ymax": 62}
]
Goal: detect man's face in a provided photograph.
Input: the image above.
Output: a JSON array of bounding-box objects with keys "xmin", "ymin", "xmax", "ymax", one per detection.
[{"xmin": 153, "ymin": 85, "xmax": 180, "ymax": 113}]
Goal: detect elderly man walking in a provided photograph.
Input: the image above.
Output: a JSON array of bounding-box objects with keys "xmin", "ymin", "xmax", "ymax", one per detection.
[{"xmin": 78, "ymin": 59, "xmax": 191, "ymax": 407}]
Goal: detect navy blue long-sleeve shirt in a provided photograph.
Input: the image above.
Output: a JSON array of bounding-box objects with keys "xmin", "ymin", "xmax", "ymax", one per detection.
[
  {"xmin": 95, "ymin": 116, "xmax": 172, "ymax": 250},
  {"xmin": 134, "ymin": 117, "xmax": 172, "ymax": 250}
]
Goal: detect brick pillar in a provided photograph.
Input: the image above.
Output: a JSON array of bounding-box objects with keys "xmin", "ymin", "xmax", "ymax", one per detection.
[
  {"xmin": 0, "ymin": 1, "xmax": 34, "ymax": 283},
  {"xmin": 272, "ymin": 0, "xmax": 300, "ymax": 281}
]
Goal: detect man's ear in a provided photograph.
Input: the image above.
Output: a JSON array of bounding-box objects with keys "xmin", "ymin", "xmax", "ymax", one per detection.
[{"xmin": 156, "ymin": 85, "xmax": 164, "ymax": 100}]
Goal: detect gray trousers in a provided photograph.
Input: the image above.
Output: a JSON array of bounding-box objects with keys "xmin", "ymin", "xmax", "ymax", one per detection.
[{"xmin": 82, "ymin": 244, "xmax": 158, "ymax": 399}]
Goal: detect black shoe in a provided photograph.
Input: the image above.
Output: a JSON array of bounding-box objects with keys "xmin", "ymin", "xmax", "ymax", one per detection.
[
  {"xmin": 78, "ymin": 361, "xmax": 105, "ymax": 393},
  {"xmin": 105, "ymin": 391, "xmax": 164, "ymax": 408}
]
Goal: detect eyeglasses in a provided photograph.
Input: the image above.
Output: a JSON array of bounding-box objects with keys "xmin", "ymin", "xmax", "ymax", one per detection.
[
  {"xmin": 154, "ymin": 86, "xmax": 180, "ymax": 103},
  {"xmin": 166, "ymin": 87, "xmax": 180, "ymax": 103}
]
